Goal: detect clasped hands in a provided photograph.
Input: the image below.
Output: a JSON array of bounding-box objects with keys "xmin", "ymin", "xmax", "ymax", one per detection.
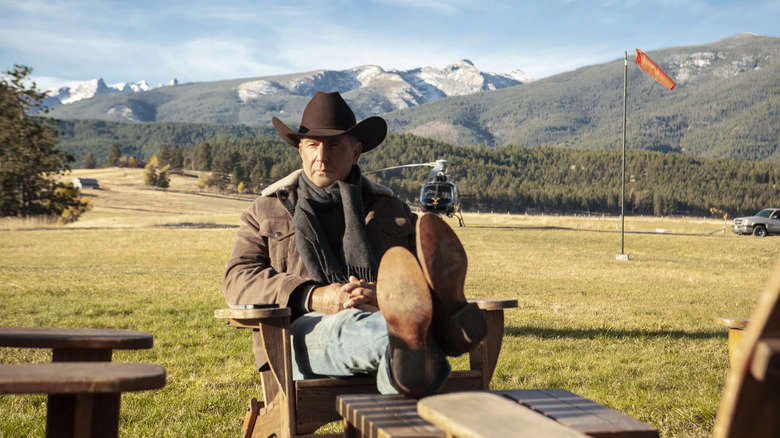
[{"xmin": 308, "ymin": 275, "xmax": 379, "ymax": 314}]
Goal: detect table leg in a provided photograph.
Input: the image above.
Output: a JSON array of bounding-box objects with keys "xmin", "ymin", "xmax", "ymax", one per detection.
[
  {"xmin": 727, "ymin": 328, "xmax": 745, "ymax": 368},
  {"xmin": 52, "ymin": 348, "xmax": 112, "ymax": 362},
  {"xmin": 47, "ymin": 393, "xmax": 121, "ymax": 438},
  {"xmin": 343, "ymin": 418, "xmax": 359, "ymax": 438}
]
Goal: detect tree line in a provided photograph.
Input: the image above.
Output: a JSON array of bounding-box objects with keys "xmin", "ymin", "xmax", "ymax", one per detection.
[{"xmin": 131, "ymin": 132, "xmax": 777, "ymax": 218}]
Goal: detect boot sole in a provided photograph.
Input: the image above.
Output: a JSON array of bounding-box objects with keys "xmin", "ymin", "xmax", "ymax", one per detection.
[
  {"xmin": 416, "ymin": 213, "xmax": 486, "ymax": 356},
  {"xmin": 377, "ymin": 246, "xmax": 434, "ymax": 397}
]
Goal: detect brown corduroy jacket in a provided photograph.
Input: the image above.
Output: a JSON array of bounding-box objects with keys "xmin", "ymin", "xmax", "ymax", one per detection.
[{"xmin": 222, "ymin": 170, "xmax": 417, "ymax": 370}]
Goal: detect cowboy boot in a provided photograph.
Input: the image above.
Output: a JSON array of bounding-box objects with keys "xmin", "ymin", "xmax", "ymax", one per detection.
[
  {"xmin": 416, "ymin": 213, "xmax": 486, "ymax": 357},
  {"xmin": 377, "ymin": 246, "xmax": 435, "ymax": 398}
]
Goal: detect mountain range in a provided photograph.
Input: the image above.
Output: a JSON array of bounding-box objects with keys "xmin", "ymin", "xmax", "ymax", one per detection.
[
  {"xmin": 45, "ymin": 59, "xmax": 531, "ymax": 122},
  {"xmin": 48, "ymin": 33, "xmax": 779, "ymax": 162},
  {"xmin": 45, "ymin": 78, "xmax": 179, "ymax": 106}
]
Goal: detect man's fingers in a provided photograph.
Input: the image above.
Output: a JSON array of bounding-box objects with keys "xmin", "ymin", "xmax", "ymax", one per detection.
[
  {"xmin": 341, "ymin": 278, "xmax": 362, "ymax": 293},
  {"xmin": 344, "ymin": 293, "xmax": 378, "ymax": 309},
  {"xmin": 341, "ymin": 278, "xmax": 375, "ymax": 293}
]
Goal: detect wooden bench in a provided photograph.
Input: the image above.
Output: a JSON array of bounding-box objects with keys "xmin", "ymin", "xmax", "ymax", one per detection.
[
  {"xmin": 0, "ymin": 362, "xmax": 166, "ymax": 438},
  {"xmin": 337, "ymin": 389, "xmax": 658, "ymax": 438},
  {"xmin": 0, "ymin": 327, "xmax": 154, "ymax": 362}
]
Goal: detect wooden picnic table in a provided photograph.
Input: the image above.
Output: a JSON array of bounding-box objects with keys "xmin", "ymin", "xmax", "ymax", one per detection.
[
  {"xmin": 0, "ymin": 327, "xmax": 154, "ymax": 362},
  {"xmin": 337, "ymin": 388, "xmax": 658, "ymax": 438},
  {"xmin": 0, "ymin": 362, "xmax": 166, "ymax": 438}
]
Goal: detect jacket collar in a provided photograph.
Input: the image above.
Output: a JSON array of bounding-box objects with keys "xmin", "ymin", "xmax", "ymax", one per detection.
[{"xmin": 261, "ymin": 169, "xmax": 394, "ymax": 197}]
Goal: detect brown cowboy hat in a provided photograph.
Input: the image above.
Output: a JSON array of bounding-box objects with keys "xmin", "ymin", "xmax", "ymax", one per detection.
[{"xmin": 272, "ymin": 91, "xmax": 387, "ymax": 152}]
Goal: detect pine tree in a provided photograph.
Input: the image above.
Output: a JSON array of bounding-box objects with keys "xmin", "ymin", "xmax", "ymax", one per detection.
[
  {"xmin": 83, "ymin": 153, "xmax": 97, "ymax": 169},
  {"xmin": 106, "ymin": 144, "xmax": 122, "ymax": 167},
  {"xmin": 156, "ymin": 164, "xmax": 171, "ymax": 189},
  {"xmin": 0, "ymin": 65, "xmax": 86, "ymax": 218},
  {"xmin": 169, "ymin": 145, "xmax": 184, "ymax": 173},
  {"xmin": 196, "ymin": 142, "xmax": 212, "ymax": 171},
  {"xmin": 158, "ymin": 144, "xmax": 170, "ymax": 166},
  {"xmin": 143, "ymin": 157, "xmax": 158, "ymax": 187},
  {"xmin": 44, "ymin": 183, "xmax": 92, "ymax": 224},
  {"xmin": 144, "ymin": 155, "xmax": 171, "ymax": 189}
]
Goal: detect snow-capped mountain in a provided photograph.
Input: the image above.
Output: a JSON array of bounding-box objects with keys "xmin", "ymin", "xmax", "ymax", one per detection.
[
  {"xmin": 45, "ymin": 60, "xmax": 532, "ymax": 124},
  {"xmin": 237, "ymin": 59, "xmax": 532, "ymax": 112},
  {"xmin": 44, "ymin": 78, "xmax": 177, "ymax": 106}
]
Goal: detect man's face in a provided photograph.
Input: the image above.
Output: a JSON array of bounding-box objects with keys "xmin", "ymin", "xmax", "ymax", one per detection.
[{"xmin": 298, "ymin": 134, "xmax": 362, "ymax": 188}]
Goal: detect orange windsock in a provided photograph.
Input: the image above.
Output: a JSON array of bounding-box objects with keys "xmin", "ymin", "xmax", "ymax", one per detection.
[{"xmin": 635, "ymin": 48, "xmax": 675, "ymax": 90}]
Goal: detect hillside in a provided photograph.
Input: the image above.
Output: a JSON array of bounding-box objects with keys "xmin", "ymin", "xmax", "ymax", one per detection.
[
  {"xmin": 383, "ymin": 33, "xmax": 780, "ymax": 160},
  {"xmin": 57, "ymin": 168, "xmax": 254, "ymax": 228}
]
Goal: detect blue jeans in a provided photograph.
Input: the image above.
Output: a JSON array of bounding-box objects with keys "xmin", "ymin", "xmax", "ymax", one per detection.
[{"xmin": 290, "ymin": 309, "xmax": 451, "ymax": 395}]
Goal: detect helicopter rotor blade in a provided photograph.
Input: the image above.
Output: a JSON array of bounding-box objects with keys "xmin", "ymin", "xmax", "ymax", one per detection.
[{"xmin": 364, "ymin": 161, "xmax": 441, "ymax": 174}]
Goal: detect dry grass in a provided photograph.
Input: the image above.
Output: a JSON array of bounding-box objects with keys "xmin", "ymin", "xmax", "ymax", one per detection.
[
  {"xmin": 0, "ymin": 168, "xmax": 776, "ymax": 437},
  {"xmin": 53, "ymin": 168, "xmax": 253, "ymax": 229},
  {"xmin": 4, "ymin": 168, "xmax": 731, "ymax": 234}
]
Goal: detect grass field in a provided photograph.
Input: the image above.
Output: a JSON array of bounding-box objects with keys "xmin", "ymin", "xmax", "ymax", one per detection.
[{"xmin": 0, "ymin": 168, "xmax": 777, "ymax": 437}]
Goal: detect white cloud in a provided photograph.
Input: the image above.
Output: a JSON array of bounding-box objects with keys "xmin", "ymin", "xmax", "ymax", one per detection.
[
  {"xmin": 0, "ymin": 0, "xmax": 73, "ymax": 18},
  {"xmin": 31, "ymin": 76, "xmax": 83, "ymax": 92},
  {"xmin": 368, "ymin": 0, "xmax": 486, "ymax": 15},
  {"xmin": 158, "ymin": 38, "xmax": 281, "ymax": 81}
]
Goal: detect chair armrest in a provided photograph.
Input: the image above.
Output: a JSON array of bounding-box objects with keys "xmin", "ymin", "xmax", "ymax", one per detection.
[
  {"xmin": 214, "ymin": 307, "xmax": 292, "ymax": 329},
  {"xmin": 469, "ymin": 299, "xmax": 518, "ymax": 310},
  {"xmin": 714, "ymin": 317, "xmax": 750, "ymax": 330}
]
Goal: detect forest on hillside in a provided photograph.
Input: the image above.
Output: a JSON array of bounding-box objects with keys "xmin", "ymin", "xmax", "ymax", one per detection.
[
  {"xmin": 363, "ymin": 134, "xmax": 778, "ymax": 217},
  {"xmin": 73, "ymin": 125, "xmax": 778, "ymax": 218}
]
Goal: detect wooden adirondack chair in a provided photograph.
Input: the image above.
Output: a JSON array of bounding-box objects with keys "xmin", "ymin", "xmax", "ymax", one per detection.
[
  {"xmin": 216, "ymin": 298, "xmax": 517, "ymax": 438},
  {"xmin": 713, "ymin": 260, "xmax": 780, "ymax": 438}
]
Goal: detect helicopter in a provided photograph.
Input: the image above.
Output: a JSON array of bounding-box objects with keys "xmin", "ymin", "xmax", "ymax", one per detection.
[{"xmin": 367, "ymin": 159, "xmax": 464, "ymax": 226}]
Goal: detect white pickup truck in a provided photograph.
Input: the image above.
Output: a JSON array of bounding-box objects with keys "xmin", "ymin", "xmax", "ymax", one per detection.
[{"xmin": 731, "ymin": 208, "xmax": 780, "ymax": 237}]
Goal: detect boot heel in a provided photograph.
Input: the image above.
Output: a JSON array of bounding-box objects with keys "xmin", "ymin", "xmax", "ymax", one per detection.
[{"xmin": 435, "ymin": 302, "xmax": 487, "ymax": 356}]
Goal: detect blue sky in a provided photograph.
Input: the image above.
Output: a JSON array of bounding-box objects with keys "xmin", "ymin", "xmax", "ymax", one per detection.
[{"xmin": 1, "ymin": 0, "xmax": 778, "ymax": 91}]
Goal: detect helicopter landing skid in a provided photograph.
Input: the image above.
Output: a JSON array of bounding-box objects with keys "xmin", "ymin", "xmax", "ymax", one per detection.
[{"xmin": 447, "ymin": 210, "xmax": 465, "ymax": 227}]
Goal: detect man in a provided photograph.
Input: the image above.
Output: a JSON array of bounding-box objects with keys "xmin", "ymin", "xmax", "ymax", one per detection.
[{"xmin": 222, "ymin": 91, "xmax": 485, "ymax": 397}]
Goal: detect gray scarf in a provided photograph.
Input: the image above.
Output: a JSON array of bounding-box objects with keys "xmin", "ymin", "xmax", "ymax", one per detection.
[{"xmin": 293, "ymin": 166, "xmax": 378, "ymax": 285}]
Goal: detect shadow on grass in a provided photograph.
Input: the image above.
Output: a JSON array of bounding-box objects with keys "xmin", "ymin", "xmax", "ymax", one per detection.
[
  {"xmin": 466, "ymin": 225, "xmax": 572, "ymax": 231},
  {"xmin": 465, "ymin": 225, "xmax": 723, "ymax": 236},
  {"xmin": 505, "ymin": 325, "xmax": 726, "ymax": 341}
]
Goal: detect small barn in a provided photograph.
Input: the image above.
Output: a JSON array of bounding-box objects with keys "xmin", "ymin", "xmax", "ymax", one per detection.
[{"xmin": 72, "ymin": 178, "xmax": 100, "ymax": 189}]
